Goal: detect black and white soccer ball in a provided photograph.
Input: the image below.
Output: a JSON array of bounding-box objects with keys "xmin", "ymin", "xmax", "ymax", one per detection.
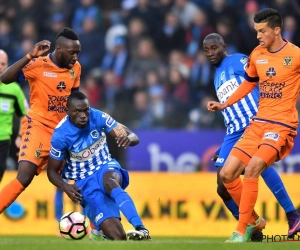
[{"xmin": 59, "ymin": 211, "xmax": 90, "ymax": 240}]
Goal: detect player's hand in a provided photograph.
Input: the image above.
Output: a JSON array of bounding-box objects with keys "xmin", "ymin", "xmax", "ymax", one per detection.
[
  {"xmin": 62, "ymin": 183, "xmax": 82, "ymax": 204},
  {"xmin": 207, "ymin": 101, "xmax": 228, "ymax": 112},
  {"xmin": 115, "ymin": 135, "xmax": 131, "ymax": 149},
  {"xmin": 211, "ymin": 153, "xmax": 218, "ymax": 162},
  {"xmin": 29, "ymin": 40, "xmax": 51, "ymax": 58}
]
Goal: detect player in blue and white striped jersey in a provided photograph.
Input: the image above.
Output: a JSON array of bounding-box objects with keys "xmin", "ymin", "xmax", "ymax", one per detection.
[
  {"xmin": 203, "ymin": 33, "xmax": 300, "ymax": 241},
  {"xmin": 47, "ymin": 91, "xmax": 151, "ymax": 241}
]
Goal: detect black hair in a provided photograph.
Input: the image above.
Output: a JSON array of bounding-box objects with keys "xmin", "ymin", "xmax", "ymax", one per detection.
[
  {"xmin": 203, "ymin": 33, "xmax": 225, "ymax": 45},
  {"xmin": 67, "ymin": 91, "xmax": 87, "ymax": 107},
  {"xmin": 254, "ymin": 8, "xmax": 283, "ymax": 29},
  {"xmin": 56, "ymin": 27, "xmax": 79, "ymax": 41}
]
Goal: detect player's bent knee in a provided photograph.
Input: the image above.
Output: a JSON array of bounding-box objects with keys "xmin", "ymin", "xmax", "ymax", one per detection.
[{"xmin": 219, "ymin": 168, "xmax": 236, "ymax": 183}]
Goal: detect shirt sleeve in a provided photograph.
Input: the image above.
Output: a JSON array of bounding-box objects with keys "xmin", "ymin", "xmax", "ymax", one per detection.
[
  {"xmin": 244, "ymin": 52, "xmax": 259, "ymax": 82},
  {"xmin": 98, "ymin": 111, "xmax": 118, "ymax": 132},
  {"xmin": 21, "ymin": 58, "xmax": 40, "ymax": 81},
  {"xmin": 50, "ymin": 131, "xmax": 67, "ymax": 161}
]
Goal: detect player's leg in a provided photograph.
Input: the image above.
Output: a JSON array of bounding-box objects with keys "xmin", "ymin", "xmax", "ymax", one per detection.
[
  {"xmin": 0, "ymin": 139, "xmax": 10, "ymax": 182},
  {"xmin": 215, "ymin": 132, "xmax": 244, "ymax": 221},
  {"xmin": 217, "ymin": 167, "xmax": 239, "ymax": 220},
  {"xmin": 102, "ymin": 165, "xmax": 151, "ymax": 240},
  {"xmin": 0, "ymin": 161, "xmax": 36, "ymax": 213},
  {"xmin": 261, "ymin": 166, "xmax": 300, "ymax": 233}
]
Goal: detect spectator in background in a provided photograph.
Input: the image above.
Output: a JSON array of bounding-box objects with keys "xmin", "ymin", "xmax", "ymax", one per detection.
[
  {"xmin": 127, "ymin": 18, "xmax": 148, "ymax": 57},
  {"xmin": 185, "ymin": 8, "xmax": 214, "ymax": 58},
  {"xmin": 155, "ymin": 11, "xmax": 186, "ymax": 60},
  {"xmin": 18, "ymin": 19, "xmax": 39, "ymax": 41},
  {"xmin": 124, "ymin": 37, "xmax": 165, "ymax": 91},
  {"xmin": 282, "ymin": 15, "xmax": 300, "ymax": 43},
  {"xmin": 0, "ymin": 18, "xmax": 17, "ymax": 65},
  {"xmin": 126, "ymin": 0, "xmax": 160, "ymax": 36},
  {"xmin": 172, "ymin": 0, "xmax": 200, "ymax": 29},
  {"xmin": 101, "ymin": 36, "xmax": 129, "ymax": 85},
  {"xmin": 78, "ymin": 15, "xmax": 105, "ymax": 78},
  {"xmin": 44, "ymin": 13, "xmax": 68, "ymax": 43},
  {"xmin": 47, "ymin": 0, "xmax": 74, "ymax": 25},
  {"xmin": 187, "ymin": 95, "xmax": 223, "ymax": 130},
  {"xmin": 71, "ymin": 0, "xmax": 103, "ymax": 35},
  {"xmin": 189, "ymin": 51, "xmax": 214, "ymax": 106}
]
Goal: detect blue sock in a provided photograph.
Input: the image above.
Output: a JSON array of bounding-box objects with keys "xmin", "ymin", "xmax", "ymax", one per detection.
[
  {"xmin": 54, "ymin": 188, "xmax": 64, "ymax": 222},
  {"xmin": 110, "ymin": 187, "xmax": 144, "ymax": 229},
  {"xmin": 261, "ymin": 167, "xmax": 295, "ymax": 213},
  {"xmin": 224, "ymin": 199, "xmax": 239, "ymax": 220}
]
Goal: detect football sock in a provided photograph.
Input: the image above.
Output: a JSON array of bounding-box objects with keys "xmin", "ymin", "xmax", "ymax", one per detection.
[
  {"xmin": 224, "ymin": 177, "xmax": 257, "ymax": 225},
  {"xmin": 237, "ymin": 178, "xmax": 258, "ymax": 236},
  {"xmin": 110, "ymin": 187, "xmax": 143, "ymax": 229},
  {"xmin": 54, "ymin": 188, "xmax": 64, "ymax": 221},
  {"xmin": 261, "ymin": 167, "xmax": 295, "ymax": 213},
  {"xmin": 0, "ymin": 178, "xmax": 25, "ymax": 213},
  {"xmin": 224, "ymin": 199, "xmax": 239, "ymax": 220}
]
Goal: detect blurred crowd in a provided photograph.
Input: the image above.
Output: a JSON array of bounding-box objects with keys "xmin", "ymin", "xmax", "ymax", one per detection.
[{"xmin": 2, "ymin": 0, "xmax": 300, "ymax": 131}]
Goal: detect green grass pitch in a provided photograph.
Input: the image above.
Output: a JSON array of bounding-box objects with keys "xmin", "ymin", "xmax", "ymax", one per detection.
[{"xmin": 1, "ymin": 236, "xmax": 300, "ymax": 250}]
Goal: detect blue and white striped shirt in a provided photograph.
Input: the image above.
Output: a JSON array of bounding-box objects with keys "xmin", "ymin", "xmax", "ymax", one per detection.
[
  {"xmin": 214, "ymin": 53, "xmax": 259, "ymax": 134},
  {"xmin": 50, "ymin": 108, "xmax": 117, "ymax": 180}
]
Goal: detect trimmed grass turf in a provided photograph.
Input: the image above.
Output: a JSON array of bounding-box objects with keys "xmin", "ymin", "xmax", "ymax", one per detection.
[{"xmin": 0, "ymin": 236, "xmax": 300, "ymax": 250}]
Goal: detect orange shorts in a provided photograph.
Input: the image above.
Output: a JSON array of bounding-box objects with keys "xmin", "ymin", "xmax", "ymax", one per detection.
[
  {"xmin": 231, "ymin": 120, "xmax": 297, "ymax": 166},
  {"xmin": 18, "ymin": 115, "xmax": 54, "ymax": 175}
]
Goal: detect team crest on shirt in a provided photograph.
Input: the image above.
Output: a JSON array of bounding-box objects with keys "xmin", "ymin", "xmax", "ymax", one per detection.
[
  {"xmin": 34, "ymin": 149, "xmax": 41, "ymax": 159},
  {"xmin": 90, "ymin": 130, "xmax": 99, "ymax": 139},
  {"xmin": 283, "ymin": 57, "xmax": 292, "ymax": 66},
  {"xmin": 70, "ymin": 69, "xmax": 75, "ymax": 79}
]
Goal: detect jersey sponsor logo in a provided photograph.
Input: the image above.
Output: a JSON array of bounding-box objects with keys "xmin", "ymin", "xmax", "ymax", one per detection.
[
  {"xmin": 283, "ymin": 57, "xmax": 292, "ymax": 66},
  {"xmin": 266, "ymin": 67, "xmax": 276, "ymax": 78},
  {"xmin": 69, "ymin": 137, "xmax": 106, "ymax": 161},
  {"xmin": 90, "ymin": 130, "xmax": 99, "ymax": 139},
  {"xmin": 56, "ymin": 81, "xmax": 66, "ymax": 92},
  {"xmin": 48, "ymin": 95, "xmax": 68, "ymax": 113},
  {"xmin": 256, "ymin": 59, "xmax": 268, "ymax": 64},
  {"xmin": 102, "ymin": 112, "xmax": 115, "ymax": 127},
  {"xmin": 216, "ymin": 78, "xmax": 239, "ymax": 103},
  {"xmin": 259, "ymin": 82, "xmax": 285, "ymax": 99},
  {"xmin": 43, "ymin": 72, "xmax": 57, "ymax": 77},
  {"xmin": 216, "ymin": 158, "xmax": 224, "ymax": 163},
  {"xmin": 240, "ymin": 57, "xmax": 248, "ymax": 64},
  {"xmin": 263, "ymin": 132, "xmax": 279, "ymax": 141},
  {"xmin": 95, "ymin": 212, "xmax": 103, "ymax": 223},
  {"xmin": 50, "ymin": 145, "xmax": 61, "ymax": 158},
  {"xmin": 0, "ymin": 100, "xmax": 10, "ymax": 112}
]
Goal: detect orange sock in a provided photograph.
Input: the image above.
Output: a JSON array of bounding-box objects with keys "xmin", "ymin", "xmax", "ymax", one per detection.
[
  {"xmin": 90, "ymin": 222, "xmax": 96, "ymax": 229},
  {"xmin": 224, "ymin": 177, "xmax": 243, "ymax": 206},
  {"xmin": 236, "ymin": 178, "xmax": 259, "ymax": 235},
  {"xmin": 0, "ymin": 178, "xmax": 25, "ymax": 213}
]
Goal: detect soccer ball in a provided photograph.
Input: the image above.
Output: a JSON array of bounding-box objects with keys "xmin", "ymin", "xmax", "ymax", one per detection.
[{"xmin": 59, "ymin": 211, "xmax": 90, "ymax": 240}]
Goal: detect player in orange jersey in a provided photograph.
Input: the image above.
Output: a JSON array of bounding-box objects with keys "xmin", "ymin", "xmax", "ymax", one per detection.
[
  {"xmin": 207, "ymin": 8, "xmax": 300, "ymax": 242},
  {"xmin": 0, "ymin": 27, "xmax": 81, "ymax": 213}
]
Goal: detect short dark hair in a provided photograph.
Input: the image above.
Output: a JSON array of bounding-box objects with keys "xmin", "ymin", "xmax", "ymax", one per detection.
[
  {"xmin": 56, "ymin": 27, "xmax": 79, "ymax": 41},
  {"xmin": 254, "ymin": 8, "xmax": 283, "ymax": 29},
  {"xmin": 67, "ymin": 91, "xmax": 87, "ymax": 107}
]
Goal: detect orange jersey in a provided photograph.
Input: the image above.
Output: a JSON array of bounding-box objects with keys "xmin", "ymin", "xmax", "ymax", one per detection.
[
  {"xmin": 21, "ymin": 54, "xmax": 81, "ymax": 129},
  {"xmin": 245, "ymin": 42, "xmax": 300, "ymax": 129}
]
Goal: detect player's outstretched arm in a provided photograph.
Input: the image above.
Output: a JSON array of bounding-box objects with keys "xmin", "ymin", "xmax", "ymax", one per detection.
[
  {"xmin": 207, "ymin": 101, "xmax": 228, "ymax": 112},
  {"xmin": 47, "ymin": 157, "xmax": 82, "ymax": 204},
  {"xmin": 0, "ymin": 40, "xmax": 51, "ymax": 84},
  {"xmin": 109, "ymin": 123, "xmax": 139, "ymax": 149}
]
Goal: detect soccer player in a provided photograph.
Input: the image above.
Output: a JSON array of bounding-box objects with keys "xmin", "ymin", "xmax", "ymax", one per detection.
[
  {"xmin": 207, "ymin": 8, "xmax": 300, "ymax": 242},
  {"xmin": 0, "ymin": 27, "xmax": 81, "ymax": 213},
  {"xmin": 203, "ymin": 32, "xmax": 300, "ymax": 242},
  {"xmin": 0, "ymin": 49, "xmax": 28, "ymax": 182},
  {"xmin": 47, "ymin": 91, "xmax": 151, "ymax": 241}
]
